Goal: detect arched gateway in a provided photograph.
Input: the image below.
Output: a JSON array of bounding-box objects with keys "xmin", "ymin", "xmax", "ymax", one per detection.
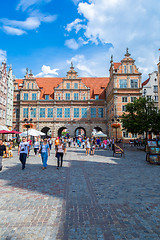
[
  {"xmin": 58, "ymin": 127, "xmax": 69, "ymax": 137},
  {"xmin": 75, "ymin": 127, "xmax": 86, "ymax": 137},
  {"xmin": 41, "ymin": 127, "xmax": 51, "ymax": 137}
]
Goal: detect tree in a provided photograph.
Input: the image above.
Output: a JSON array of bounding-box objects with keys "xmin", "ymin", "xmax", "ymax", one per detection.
[{"xmin": 121, "ymin": 97, "xmax": 160, "ymax": 139}]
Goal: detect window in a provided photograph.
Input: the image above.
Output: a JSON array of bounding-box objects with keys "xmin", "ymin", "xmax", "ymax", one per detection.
[
  {"xmin": 130, "ymin": 65, "xmax": 132, "ymax": 73},
  {"xmin": 74, "ymin": 93, "xmax": 79, "ymax": 100},
  {"xmin": 82, "ymin": 108, "xmax": 87, "ymax": 118},
  {"xmin": 123, "ymin": 131, "xmax": 129, "ymax": 138},
  {"xmin": 0, "ymin": 109, "xmax": 1, "ymax": 117},
  {"xmin": 40, "ymin": 108, "xmax": 45, "ymax": 118},
  {"xmin": 57, "ymin": 108, "xmax": 62, "ymax": 118},
  {"xmin": 119, "ymin": 79, "xmax": 127, "ymax": 88},
  {"xmin": 31, "ymin": 108, "xmax": 36, "ymax": 118},
  {"xmin": 45, "ymin": 95, "xmax": 49, "ymax": 100},
  {"xmin": 74, "ymin": 83, "xmax": 78, "ymax": 89},
  {"xmin": 132, "ymin": 133, "xmax": 137, "ymax": 138},
  {"xmin": 24, "ymin": 93, "xmax": 28, "ymax": 100},
  {"xmin": 74, "ymin": 108, "xmax": 79, "ymax": 118},
  {"xmin": 27, "ymin": 83, "xmax": 29, "ymax": 89},
  {"xmin": 147, "ymin": 95, "xmax": 152, "ymax": 101},
  {"xmin": 65, "ymin": 93, "xmax": 70, "ymax": 100},
  {"xmin": 98, "ymin": 108, "xmax": 103, "ymax": 118},
  {"xmin": 122, "ymin": 97, "xmax": 128, "ymax": 102},
  {"xmin": 143, "ymin": 89, "xmax": 147, "ymax": 95},
  {"xmin": 153, "ymin": 86, "xmax": 158, "ymax": 93},
  {"xmin": 154, "ymin": 96, "xmax": 158, "ymax": 102},
  {"xmin": 131, "ymin": 97, "xmax": 137, "ymax": 102},
  {"xmin": 17, "ymin": 94, "xmax": 20, "ymax": 100},
  {"xmin": 3, "ymin": 110, "xmax": 5, "ymax": 119},
  {"xmin": 16, "ymin": 109, "xmax": 19, "ymax": 118},
  {"xmin": 95, "ymin": 95, "xmax": 99, "ymax": 100},
  {"xmin": 58, "ymin": 94, "xmax": 61, "ymax": 100},
  {"xmin": 32, "ymin": 93, "xmax": 37, "ymax": 100},
  {"xmin": 65, "ymin": 108, "xmax": 70, "ymax": 118},
  {"xmin": 32, "ymin": 83, "xmax": 33, "ymax": 89},
  {"xmin": 122, "ymin": 105, "xmax": 126, "ymax": 112},
  {"xmin": 91, "ymin": 108, "xmax": 96, "ymax": 118},
  {"xmin": 83, "ymin": 95, "xmax": 86, "ymax": 100},
  {"xmin": 47, "ymin": 108, "xmax": 53, "ymax": 118},
  {"xmin": 23, "ymin": 108, "xmax": 28, "ymax": 118},
  {"xmin": 131, "ymin": 79, "xmax": 138, "ymax": 88},
  {"xmin": 124, "ymin": 65, "xmax": 127, "ymax": 73},
  {"xmin": 66, "ymin": 83, "xmax": 70, "ymax": 89}
]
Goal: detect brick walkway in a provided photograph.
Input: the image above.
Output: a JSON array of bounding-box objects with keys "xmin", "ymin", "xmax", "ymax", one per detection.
[{"xmin": 0, "ymin": 147, "xmax": 160, "ymax": 239}]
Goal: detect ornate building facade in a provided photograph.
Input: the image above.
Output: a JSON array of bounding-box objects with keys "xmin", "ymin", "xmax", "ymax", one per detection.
[
  {"xmin": 0, "ymin": 61, "xmax": 8, "ymax": 127},
  {"xmin": 106, "ymin": 49, "xmax": 142, "ymax": 139},
  {"xmin": 13, "ymin": 66, "xmax": 109, "ymax": 137},
  {"xmin": 13, "ymin": 49, "xmax": 142, "ymax": 140}
]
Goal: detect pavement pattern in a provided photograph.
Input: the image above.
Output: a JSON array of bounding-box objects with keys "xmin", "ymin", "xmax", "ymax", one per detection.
[{"xmin": 0, "ymin": 146, "xmax": 160, "ymax": 240}]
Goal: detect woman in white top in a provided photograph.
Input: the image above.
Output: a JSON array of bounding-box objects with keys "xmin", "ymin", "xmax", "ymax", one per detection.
[
  {"xmin": 56, "ymin": 139, "xmax": 64, "ymax": 169},
  {"xmin": 85, "ymin": 139, "xmax": 91, "ymax": 155},
  {"xmin": 34, "ymin": 137, "xmax": 39, "ymax": 155}
]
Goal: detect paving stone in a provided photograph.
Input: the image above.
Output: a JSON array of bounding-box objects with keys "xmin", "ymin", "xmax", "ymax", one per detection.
[{"xmin": 0, "ymin": 147, "xmax": 160, "ymax": 239}]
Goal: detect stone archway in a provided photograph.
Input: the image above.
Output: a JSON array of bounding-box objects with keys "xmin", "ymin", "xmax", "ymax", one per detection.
[
  {"xmin": 41, "ymin": 127, "xmax": 51, "ymax": 138},
  {"xmin": 58, "ymin": 127, "xmax": 69, "ymax": 137},
  {"xmin": 75, "ymin": 127, "xmax": 86, "ymax": 137},
  {"xmin": 93, "ymin": 127, "xmax": 103, "ymax": 132}
]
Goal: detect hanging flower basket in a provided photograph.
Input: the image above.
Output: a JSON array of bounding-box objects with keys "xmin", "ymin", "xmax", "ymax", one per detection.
[
  {"xmin": 23, "ymin": 123, "xmax": 33, "ymax": 129},
  {"xmin": 111, "ymin": 123, "xmax": 121, "ymax": 128}
]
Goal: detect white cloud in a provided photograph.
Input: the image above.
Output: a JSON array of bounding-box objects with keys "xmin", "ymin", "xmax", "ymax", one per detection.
[
  {"xmin": 17, "ymin": 0, "xmax": 52, "ymax": 11},
  {"xmin": 65, "ymin": 39, "xmax": 79, "ymax": 50},
  {"xmin": 66, "ymin": 18, "xmax": 86, "ymax": 33},
  {"xmin": 69, "ymin": 0, "xmax": 160, "ymax": 80},
  {"xmin": 35, "ymin": 65, "xmax": 59, "ymax": 77},
  {"xmin": 0, "ymin": 49, "xmax": 7, "ymax": 62},
  {"xmin": 67, "ymin": 54, "xmax": 96, "ymax": 76},
  {"xmin": 3, "ymin": 26, "xmax": 27, "ymax": 35}
]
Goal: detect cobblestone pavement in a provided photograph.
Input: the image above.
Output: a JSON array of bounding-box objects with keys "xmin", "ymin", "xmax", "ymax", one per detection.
[{"xmin": 0, "ymin": 146, "xmax": 160, "ymax": 240}]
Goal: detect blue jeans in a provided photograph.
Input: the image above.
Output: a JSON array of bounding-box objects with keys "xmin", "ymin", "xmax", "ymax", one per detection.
[{"xmin": 41, "ymin": 152, "xmax": 48, "ymax": 167}]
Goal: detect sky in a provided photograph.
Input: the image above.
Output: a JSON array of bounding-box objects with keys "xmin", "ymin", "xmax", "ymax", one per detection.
[{"xmin": 0, "ymin": 0, "xmax": 160, "ymax": 81}]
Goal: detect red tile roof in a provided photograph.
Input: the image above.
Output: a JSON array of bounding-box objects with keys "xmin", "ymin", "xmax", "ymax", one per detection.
[
  {"xmin": 15, "ymin": 77, "xmax": 109, "ymax": 100},
  {"xmin": 142, "ymin": 78, "xmax": 150, "ymax": 87},
  {"xmin": 114, "ymin": 63, "xmax": 121, "ymax": 70}
]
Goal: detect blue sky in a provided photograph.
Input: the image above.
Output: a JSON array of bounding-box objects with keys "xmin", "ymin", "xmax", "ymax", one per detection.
[{"xmin": 0, "ymin": 0, "xmax": 160, "ymax": 80}]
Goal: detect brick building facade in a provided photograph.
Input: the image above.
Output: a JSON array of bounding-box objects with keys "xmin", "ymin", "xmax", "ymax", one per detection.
[
  {"xmin": 13, "ymin": 49, "xmax": 142, "ymax": 140},
  {"xmin": 13, "ymin": 66, "xmax": 109, "ymax": 137},
  {"xmin": 0, "ymin": 61, "xmax": 7, "ymax": 126}
]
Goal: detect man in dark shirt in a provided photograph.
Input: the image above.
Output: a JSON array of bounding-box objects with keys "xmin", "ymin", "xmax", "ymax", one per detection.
[{"xmin": 0, "ymin": 139, "xmax": 6, "ymax": 171}]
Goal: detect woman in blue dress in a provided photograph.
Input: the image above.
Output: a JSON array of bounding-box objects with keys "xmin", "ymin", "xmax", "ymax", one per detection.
[{"xmin": 39, "ymin": 139, "xmax": 50, "ymax": 170}]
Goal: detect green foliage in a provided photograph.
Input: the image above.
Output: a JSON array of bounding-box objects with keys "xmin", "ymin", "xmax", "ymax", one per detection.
[{"xmin": 121, "ymin": 97, "xmax": 160, "ymax": 137}]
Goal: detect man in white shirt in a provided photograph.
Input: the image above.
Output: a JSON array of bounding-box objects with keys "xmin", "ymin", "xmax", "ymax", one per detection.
[{"xmin": 18, "ymin": 137, "xmax": 29, "ymax": 170}]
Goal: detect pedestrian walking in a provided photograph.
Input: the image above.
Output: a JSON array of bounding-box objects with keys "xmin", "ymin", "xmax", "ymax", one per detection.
[
  {"xmin": 39, "ymin": 139, "xmax": 50, "ymax": 170},
  {"xmin": 54, "ymin": 137, "xmax": 59, "ymax": 150},
  {"xmin": 68, "ymin": 137, "xmax": 71, "ymax": 147},
  {"xmin": 18, "ymin": 137, "xmax": 29, "ymax": 170},
  {"xmin": 0, "ymin": 139, "xmax": 6, "ymax": 171},
  {"xmin": 55, "ymin": 139, "xmax": 64, "ymax": 169},
  {"xmin": 96, "ymin": 138, "xmax": 100, "ymax": 150},
  {"xmin": 63, "ymin": 138, "xmax": 67, "ymax": 155},
  {"xmin": 33, "ymin": 137, "xmax": 39, "ymax": 155},
  {"xmin": 48, "ymin": 138, "xmax": 53, "ymax": 150},
  {"xmin": 90, "ymin": 140, "xmax": 96, "ymax": 155},
  {"xmin": 85, "ymin": 138, "xmax": 91, "ymax": 155}
]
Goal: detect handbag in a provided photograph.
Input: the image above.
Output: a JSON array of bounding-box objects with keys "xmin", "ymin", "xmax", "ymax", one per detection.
[{"xmin": 39, "ymin": 146, "xmax": 42, "ymax": 154}]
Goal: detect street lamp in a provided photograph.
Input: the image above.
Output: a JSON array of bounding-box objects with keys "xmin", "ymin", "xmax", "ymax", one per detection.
[
  {"xmin": 112, "ymin": 116, "xmax": 120, "ymax": 143},
  {"xmin": 24, "ymin": 107, "xmax": 33, "ymax": 141}
]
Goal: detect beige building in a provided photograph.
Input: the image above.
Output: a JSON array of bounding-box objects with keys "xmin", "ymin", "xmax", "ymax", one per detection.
[{"xmin": 106, "ymin": 49, "xmax": 142, "ymax": 140}]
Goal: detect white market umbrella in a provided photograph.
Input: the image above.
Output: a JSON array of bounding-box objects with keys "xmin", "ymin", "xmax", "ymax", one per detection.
[
  {"xmin": 20, "ymin": 129, "xmax": 45, "ymax": 137},
  {"xmin": 94, "ymin": 131, "xmax": 107, "ymax": 137},
  {"xmin": 0, "ymin": 125, "xmax": 10, "ymax": 131}
]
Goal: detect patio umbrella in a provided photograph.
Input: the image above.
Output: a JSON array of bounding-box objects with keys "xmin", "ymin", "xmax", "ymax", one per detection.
[
  {"xmin": 20, "ymin": 129, "xmax": 45, "ymax": 137},
  {"xmin": 0, "ymin": 126, "xmax": 10, "ymax": 131},
  {"xmin": 9, "ymin": 130, "xmax": 22, "ymax": 134},
  {"xmin": 94, "ymin": 131, "xmax": 107, "ymax": 137},
  {"xmin": 0, "ymin": 130, "xmax": 11, "ymax": 134}
]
